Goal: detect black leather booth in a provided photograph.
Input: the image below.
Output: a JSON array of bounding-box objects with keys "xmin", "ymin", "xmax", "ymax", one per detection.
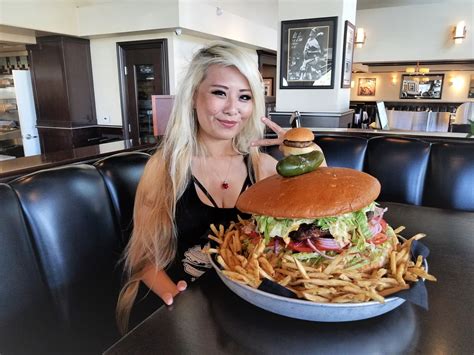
[
  {"xmin": 0, "ymin": 152, "xmax": 149, "ymax": 354},
  {"xmin": 313, "ymin": 135, "xmax": 474, "ymax": 211},
  {"xmin": 0, "ymin": 137, "xmax": 473, "ymax": 353}
]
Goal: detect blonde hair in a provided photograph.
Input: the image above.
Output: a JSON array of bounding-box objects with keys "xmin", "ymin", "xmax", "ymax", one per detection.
[{"xmin": 116, "ymin": 41, "xmax": 266, "ymax": 333}]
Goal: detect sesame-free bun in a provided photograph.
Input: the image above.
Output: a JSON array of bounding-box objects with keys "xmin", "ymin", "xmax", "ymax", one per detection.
[
  {"xmin": 283, "ymin": 127, "xmax": 314, "ymax": 142},
  {"xmin": 236, "ymin": 167, "xmax": 381, "ymax": 219}
]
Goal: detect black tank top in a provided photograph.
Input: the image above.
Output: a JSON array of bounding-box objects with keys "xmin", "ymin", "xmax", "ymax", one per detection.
[{"xmin": 170, "ymin": 154, "xmax": 254, "ymax": 282}]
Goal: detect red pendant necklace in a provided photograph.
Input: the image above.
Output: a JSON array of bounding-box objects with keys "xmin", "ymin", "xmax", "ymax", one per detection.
[{"xmin": 220, "ymin": 155, "xmax": 235, "ymax": 190}]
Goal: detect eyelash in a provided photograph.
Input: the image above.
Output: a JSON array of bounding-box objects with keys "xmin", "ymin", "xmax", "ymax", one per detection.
[{"xmin": 211, "ymin": 90, "xmax": 252, "ymax": 101}]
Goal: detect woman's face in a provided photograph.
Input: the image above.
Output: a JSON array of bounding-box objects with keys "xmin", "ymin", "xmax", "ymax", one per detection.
[{"xmin": 194, "ymin": 64, "xmax": 253, "ymax": 143}]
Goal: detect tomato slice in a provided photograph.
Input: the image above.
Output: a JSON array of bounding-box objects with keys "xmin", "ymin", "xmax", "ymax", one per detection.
[
  {"xmin": 379, "ymin": 218, "xmax": 388, "ymax": 232},
  {"xmin": 287, "ymin": 241, "xmax": 314, "ymax": 253},
  {"xmin": 369, "ymin": 232, "xmax": 388, "ymax": 245},
  {"xmin": 246, "ymin": 231, "xmax": 262, "ymax": 244}
]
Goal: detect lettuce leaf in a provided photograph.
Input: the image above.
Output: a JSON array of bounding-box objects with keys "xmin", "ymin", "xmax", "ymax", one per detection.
[
  {"xmin": 254, "ymin": 215, "xmax": 314, "ymax": 243},
  {"xmin": 253, "ymin": 202, "xmax": 377, "ymax": 247}
]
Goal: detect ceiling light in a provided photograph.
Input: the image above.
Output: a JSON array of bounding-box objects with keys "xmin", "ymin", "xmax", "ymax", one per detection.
[{"xmin": 406, "ymin": 63, "xmax": 429, "ymax": 75}]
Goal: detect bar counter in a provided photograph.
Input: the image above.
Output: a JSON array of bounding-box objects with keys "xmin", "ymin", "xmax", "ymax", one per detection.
[
  {"xmin": 311, "ymin": 127, "xmax": 473, "ymax": 140},
  {"xmin": 0, "ymin": 139, "xmax": 155, "ymax": 182},
  {"xmin": 262, "ymin": 127, "xmax": 473, "ymax": 144}
]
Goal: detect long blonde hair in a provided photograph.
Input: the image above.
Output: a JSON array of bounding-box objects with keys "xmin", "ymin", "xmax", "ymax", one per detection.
[{"xmin": 116, "ymin": 41, "xmax": 266, "ymax": 333}]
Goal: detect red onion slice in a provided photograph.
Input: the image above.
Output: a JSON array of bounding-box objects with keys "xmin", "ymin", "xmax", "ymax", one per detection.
[{"xmin": 306, "ymin": 239, "xmax": 336, "ymax": 259}]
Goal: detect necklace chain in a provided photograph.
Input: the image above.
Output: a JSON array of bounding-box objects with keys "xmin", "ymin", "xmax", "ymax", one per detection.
[
  {"xmin": 219, "ymin": 155, "xmax": 236, "ymax": 190},
  {"xmin": 197, "ymin": 155, "xmax": 239, "ymax": 190}
]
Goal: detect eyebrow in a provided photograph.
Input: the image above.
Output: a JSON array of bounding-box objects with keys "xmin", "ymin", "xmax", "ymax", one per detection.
[{"xmin": 210, "ymin": 84, "xmax": 251, "ymax": 92}]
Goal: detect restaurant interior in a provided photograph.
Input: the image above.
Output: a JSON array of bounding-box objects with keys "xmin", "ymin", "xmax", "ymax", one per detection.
[
  {"xmin": 0, "ymin": 0, "xmax": 473, "ymax": 167},
  {"xmin": 0, "ymin": 0, "xmax": 473, "ymax": 354}
]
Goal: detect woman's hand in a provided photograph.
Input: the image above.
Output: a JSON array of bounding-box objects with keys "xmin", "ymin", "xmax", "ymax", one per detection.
[
  {"xmin": 251, "ymin": 117, "xmax": 287, "ymax": 147},
  {"xmin": 160, "ymin": 280, "xmax": 187, "ymax": 306},
  {"xmin": 142, "ymin": 267, "xmax": 187, "ymax": 306}
]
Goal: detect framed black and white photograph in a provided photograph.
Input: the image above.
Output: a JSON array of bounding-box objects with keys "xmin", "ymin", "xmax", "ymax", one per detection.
[
  {"xmin": 341, "ymin": 20, "xmax": 355, "ymax": 88},
  {"xmin": 280, "ymin": 16, "xmax": 337, "ymax": 89},
  {"xmin": 400, "ymin": 74, "xmax": 444, "ymax": 99}
]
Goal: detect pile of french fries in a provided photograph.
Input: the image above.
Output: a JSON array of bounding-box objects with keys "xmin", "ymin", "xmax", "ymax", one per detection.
[{"xmin": 207, "ymin": 219, "xmax": 436, "ymax": 304}]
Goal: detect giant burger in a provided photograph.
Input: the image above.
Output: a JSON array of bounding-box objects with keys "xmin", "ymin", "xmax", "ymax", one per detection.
[{"xmin": 235, "ymin": 167, "xmax": 396, "ymax": 272}]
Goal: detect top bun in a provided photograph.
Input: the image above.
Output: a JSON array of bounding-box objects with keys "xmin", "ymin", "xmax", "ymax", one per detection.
[
  {"xmin": 283, "ymin": 128, "xmax": 314, "ymax": 142},
  {"xmin": 236, "ymin": 167, "xmax": 381, "ymax": 219}
]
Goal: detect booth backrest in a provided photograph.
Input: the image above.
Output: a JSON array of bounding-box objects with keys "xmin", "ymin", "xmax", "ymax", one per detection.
[
  {"xmin": 10, "ymin": 164, "xmax": 125, "ymax": 352},
  {"xmin": 0, "ymin": 152, "xmax": 151, "ymax": 353},
  {"xmin": 0, "ymin": 184, "xmax": 61, "ymax": 354},
  {"xmin": 365, "ymin": 137, "xmax": 431, "ymax": 205},
  {"xmin": 95, "ymin": 151, "xmax": 151, "ymax": 246},
  {"xmin": 274, "ymin": 134, "xmax": 474, "ymax": 212},
  {"xmin": 315, "ymin": 135, "xmax": 368, "ymax": 171},
  {"xmin": 423, "ymin": 142, "xmax": 474, "ymax": 211}
]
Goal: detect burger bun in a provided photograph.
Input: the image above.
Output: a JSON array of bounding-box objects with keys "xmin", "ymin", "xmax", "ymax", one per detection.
[
  {"xmin": 283, "ymin": 127, "xmax": 314, "ymax": 142},
  {"xmin": 236, "ymin": 167, "xmax": 381, "ymax": 219}
]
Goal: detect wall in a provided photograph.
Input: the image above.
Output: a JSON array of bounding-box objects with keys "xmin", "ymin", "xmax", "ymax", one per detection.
[
  {"xmin": 90, "ymin": 33, "xmax": 258, "ymax": 126},
  {"xmin": 276, "ymin": 0, "xmax": 356, "ymax": 113},
  {"xmin": 0, "ymin": 25, "xmax": 36, "ymax": 45},
  {"xmin": 76, "ymin": 1, "xmax": 179, "ymax": 37},
  {"xmin": 178, "ymin": 1, "xmax": 277, "ymax": 50},
  {"xmin": 0, "ymin": 0, "xmax": 77, "ymax": 35},
  {"xmin": 350, "ymin": 71, "xmax": 474, "ymax": 103},
  {"xmin": 90, "ymin": 32, "xmax": 174, "ymax": 126},
  {"xmin": 354, "ymin": 1, "xmax": 474, "ymax": 63},
  {"xmin": 200, "ymin": 0, "xmax": 278, "ymax": 30},
  {"xmin": 0, "ymin": 0, "xmax": 277, "ymax": 52}
]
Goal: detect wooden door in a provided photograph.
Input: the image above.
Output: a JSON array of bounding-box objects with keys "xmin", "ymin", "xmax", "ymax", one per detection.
[{"xmin": 117, "ymin": 39, "xmax": 169, "ymax": 143}]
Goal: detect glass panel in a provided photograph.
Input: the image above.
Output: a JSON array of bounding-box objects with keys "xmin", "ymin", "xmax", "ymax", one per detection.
[{"xmin": 136, "ymin": 64, "xmax": 156, "ymax": 144}]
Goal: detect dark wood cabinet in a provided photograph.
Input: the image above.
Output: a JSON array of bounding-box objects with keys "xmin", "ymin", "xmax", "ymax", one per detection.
[{"xmin": 27, "ymin": 36, "xmax": 98, "ymax": 152}]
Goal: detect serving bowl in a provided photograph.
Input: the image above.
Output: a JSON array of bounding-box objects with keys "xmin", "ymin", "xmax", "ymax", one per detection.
[{"xmin": 209, "ymin": 254, "xmax": 407, "ymax": 322}]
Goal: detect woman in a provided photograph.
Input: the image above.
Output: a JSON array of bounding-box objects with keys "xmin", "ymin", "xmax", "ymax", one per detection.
[{"xmin": 116, "ymin": 42, "xmax": 285, "ymax": 333}]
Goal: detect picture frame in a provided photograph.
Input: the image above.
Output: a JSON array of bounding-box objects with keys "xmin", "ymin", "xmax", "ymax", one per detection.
[
  {"xmin": 400, "ymin": 74, "xmax": 444, "ymax": 99},
  {"xmin": 280, "ymin": 16, "xmax": 337, "ymax": 89},
  {"xmin": 468, "ymin": 74, "xmax": 474, "ymax": 99},
  {"xmin": 358, "ymin": 78, "xmax": 376, "ymax": 96},
  {"xmin": 263, "ymin": 78, "xmax": 273, "ymax": 96},
  {"xmin": 341, "ymin": 20, "xmax": 355, "ymax": 88}
]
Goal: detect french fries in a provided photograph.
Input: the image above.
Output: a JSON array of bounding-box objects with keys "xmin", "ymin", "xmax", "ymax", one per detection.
[{"xmin": 207, "ymin": 222, "xmax": 437, "ymax": 304}]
